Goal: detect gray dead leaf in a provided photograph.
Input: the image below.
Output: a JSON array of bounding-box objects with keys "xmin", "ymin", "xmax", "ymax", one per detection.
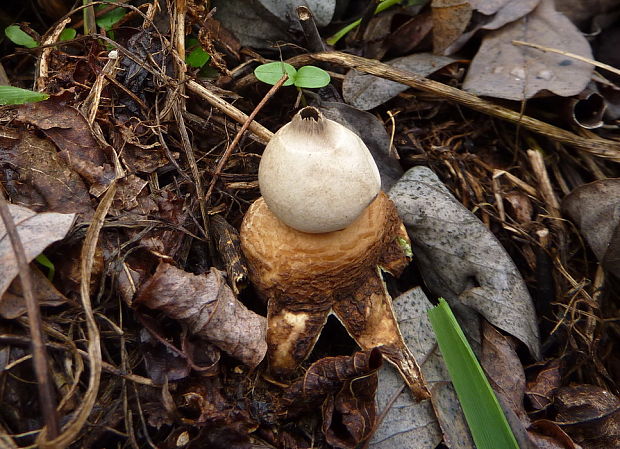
[
  {"xmin": 214, "ymin": 0, "xmax": 289, "ymax": 49},
  {"xmin": 469, "ymin": 0, "xmax": 540, "ymax": 30},
  {"xmin": 443, "ymin": 0, "xmax": 540, "ymax": 55},
  {"xmin": 214, "ymin": 0, "xmax": 335, "ymax": 49},
  {"xmin": 370, "ymin": 287, "xmax": 473, "ymax": 449},
  {"xmin": 463, "ymin": 0, "xmax": 593, "ymax": 100},
  {"xmin": 134, "ymin": 263, "xmax": 267, "ymax": 368},
  {"xmin": 257, "ymin": 0, "xmax": 335, "ymax": 27},
  {"xmin": 0, "ymin": 204, "xmax": 75, "ymax": 298},
  {"xmin": 562, "ymin": 179, "xmax": 620, "ymax": 278},
  {"xmin": 389, "ymin": 166, "xmax": 541, "ymax": 359},
  {"xmin": 316, "ymin": 100, "xmax": 403, "ymax": 190},
  {"xmin": 343, "ymin": 53, "xmax": 457, "ymax": 111}
]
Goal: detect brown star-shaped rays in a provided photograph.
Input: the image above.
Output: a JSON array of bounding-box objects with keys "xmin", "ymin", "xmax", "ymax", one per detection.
[{"xmin": 241, "ymin": 193, "xmax": 430, "ymax": 400}]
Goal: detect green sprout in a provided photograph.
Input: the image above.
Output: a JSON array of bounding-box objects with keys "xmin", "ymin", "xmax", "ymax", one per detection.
[
  {"xmin": 5, "ymin": 24, "xmax": 76, "ymax": 48},
  {"xmin": 186, "ymin": 37, "xmax": 211, "ymax": 69},
  {"xmin": 254, "ymin": 62, "xmax": 330, "ymax": 89},
  {"xmin": 35, "ymin": 254, "xmax": 56, "ymax": 281},
  {"xmin": 5, "ymin": 25, "xmax": 38, "ymax": 48},
  {"xmin": 96, "ymin": 2, "xmax": 127, "ymax": 31}
]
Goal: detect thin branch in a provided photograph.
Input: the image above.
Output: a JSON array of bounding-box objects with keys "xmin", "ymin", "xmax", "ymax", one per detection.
[
  {"xmin": 204, "ymin": 74, "xmax": 288, "ymax": 205},
  {"xmin": 304, "ymin": 51, "xmax": 620, "ymax": 161},
  {"xmin": 186, "ymin": 80, "xmax": 274, "ymax": 143},
  {"xmin": 0, "ymin": 191, "xmax": 59, "ymax": 439},
  {"xmin": 512, "ymin": 40, "xmax": 620, "ymax": 78}
]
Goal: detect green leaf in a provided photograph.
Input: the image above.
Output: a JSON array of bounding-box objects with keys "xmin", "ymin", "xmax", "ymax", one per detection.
[
  {"xmin": 0, "ymin": 86, "xmax": 49, "ymax": 105},
  {"xmin": 5, "ymin": 25, "xmax": 38, "ymax": 48},
  {"xmin": 96, "ymin": 6, "xmax": 126, "ymax": 31},
  {"xmin": 35, "ymin": 254, "xmax": 55, "ymax": 281},
  {"xmin": 254, "ymin": 62, "xmax": 297, "ymax": 87},
  {"xmin": 428, "ymin": 298, "xmax": 519, "ymax": 449},
  {"xmin": 293, "ymin": 65, "xmax": 330, "ymax": 88},
  {"xmin": 186, "ymin": 47, "xmax": 211, "ymax": 68},
  {"xmin": 59, "ymin": 28, "xmax": 76, "ymax": 41}
]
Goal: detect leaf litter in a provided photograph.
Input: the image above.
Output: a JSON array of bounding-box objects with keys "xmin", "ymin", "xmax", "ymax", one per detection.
[{"xmin": 0, "ymin": 0, "xmax": 619, "ymax": 448}]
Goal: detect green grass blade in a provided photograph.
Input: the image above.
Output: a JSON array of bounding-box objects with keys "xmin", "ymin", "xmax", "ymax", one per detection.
[
  {"xmin": 0, "ymin": 86, "xmax": 49, "ymax": 105},
  {"xmin": 428, "ymin": 298, "xmax": 519, "ymax": 449}
]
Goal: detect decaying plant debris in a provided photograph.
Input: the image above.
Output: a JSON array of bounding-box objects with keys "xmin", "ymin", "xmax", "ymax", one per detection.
[{"xmin": 0, "ymin": 0, "xmax": 620, "ymax": 448}]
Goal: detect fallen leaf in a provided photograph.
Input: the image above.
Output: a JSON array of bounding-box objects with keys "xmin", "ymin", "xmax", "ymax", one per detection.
[
  {"xmin": 369, "ymin": 288, "xmax": 443, "ymax": 449},
  {"xmin": 322, "ymin": 364, "xmax": 378, "ymax": 449},
  {"xmin": 383, "ymin": 10, "xmax": 434, "ymax": 57},
  {"xmin": 463, "ymin": 0, "xmax": 593, "ymax": 100},
  {"xmin": 257, "ymin": 0, "xmax": 335, "ymax": 27},
  {"xmin": 0, "ymin": 204, "xmax": 75, "ymax": 298},
  {"xmin": 0, "ymin": 264, "xmax": 68, "ymax": 319},
  {"xmin": 555, "ymin": 0, "xmax": 620, "ymax": 26},
  {"xmin": 562, "ymin": 179, "xmax": 620, "ymax": 278},
  {"xmin": 214, "ymin": 0, "xmax": 289, "ymax": 49},
  {"xmin": 0, "ymin": 127, "xmax": 93, "ymax": 215},
  {"xmin": 15, "ymin": 98, "xmax": 115, "ymax": 196},
  {"xmin": 139, "ymin": 327, "xmax": 191, "ymax": 383},
  {"xmin": 554, "ymin": 384, "xmax": 620, "ymax": 449},
  {"xmin": 214, "ymin": 0, "xmax": 334, "ymax": 49},
  {"xmin": 389, "ymin": 166, "xmax": 541, "ymax": 359},
  {"xmin": 342, "ymin": 53, "xmax": 457, "ymax": 111},
  {"xmin": 277, "ymin": 348, "xmax": 382, "ymax": 421},
  {"xmin": 317, "ymin": 100, "xmax": 404, "ymax": 190},
  {"xmin": 431, "ymin": 0, "xmax": 473, "ymax": 54},
  {"xmin": 526, "ymin": 359, "xmax": 561, "ymax": 411},
  {"xmin": 470, "ymin": 0, "xmax": 540, "ymax": 30},
  {"xmin": 134, "ymin": 263, "xmax": 267, "ymax": 367}
]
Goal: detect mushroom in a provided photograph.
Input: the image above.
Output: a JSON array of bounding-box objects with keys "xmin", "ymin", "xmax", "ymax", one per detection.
[
  {"xmin": 240, "ymin": 107, "xmax": 429, "ymax": 400},
  {"xmin": 258, "ymin": 106, "xmax": 381, "ymax": 233}
]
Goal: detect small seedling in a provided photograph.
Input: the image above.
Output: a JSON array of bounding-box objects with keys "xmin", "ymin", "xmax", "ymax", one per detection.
[
  {"xmin": 35, "ymin": 254, "xmax": 56, "ymax": 281},
  {"xmin": 186, "ymin": 37, "xmax": 211, "ymax": 69},
  {"xmin": 96, "ymin": 3, "xmax": 127, "ymax": 31},
  {"xmin": 5, "ymin": 25, "xmax": 76, "ymax": 48},
  {"xmin": 254, "ymin": 62, "xmax": 330, "ymax": 89},
  {"xmin": 4, "ymin": 25, "xmax": 38, "ymax": 48}
]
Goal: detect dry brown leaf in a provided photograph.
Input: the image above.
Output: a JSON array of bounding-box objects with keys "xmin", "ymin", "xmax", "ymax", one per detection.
[
  {"xmin": 526, "ymin": 359, "xmax": 561, "ymax": 411},
  {"xmin": 554, "ymin": 385, "xmax": 620, "ymax": 448},
  {"xmin": 15, "ymin": 97, "xmax": 115, "ymax": 196},
  {"xmin": 0, "ymin": 204, "xmax": 75, "ymax": 298},
  {"xmin": 322, "ymin": 363, "xmax": 378, "ymax": 449},
  {"xmin": 389, "ymin": 166, "xmax": 541, "ymax": 359},
  {"xmin": 278, "ymin": 348, "xmax": 382, "ymax": 423},
  {"xmin": 0, "ymin": 127, "xmax": 93, "ymax": 216},
  {"xmin": 431, "ymin": 0, "xmax": 473, "ymax": 54},
  {"xmin": 134, "ymin": 263, "xmax": 267, "ymax": 368},
  {"xmin": 463, "ymin": 0, "xmax": 593, "ymax": 100},
  {"xmin": 0, "ymin": 265, "xmax": 68, "ymax": 319}
]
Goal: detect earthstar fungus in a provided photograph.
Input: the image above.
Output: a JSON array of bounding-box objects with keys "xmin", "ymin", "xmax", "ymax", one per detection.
[{"xmin": 241, "ymin": 107, "xmax": 429, "ymax": 400}]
